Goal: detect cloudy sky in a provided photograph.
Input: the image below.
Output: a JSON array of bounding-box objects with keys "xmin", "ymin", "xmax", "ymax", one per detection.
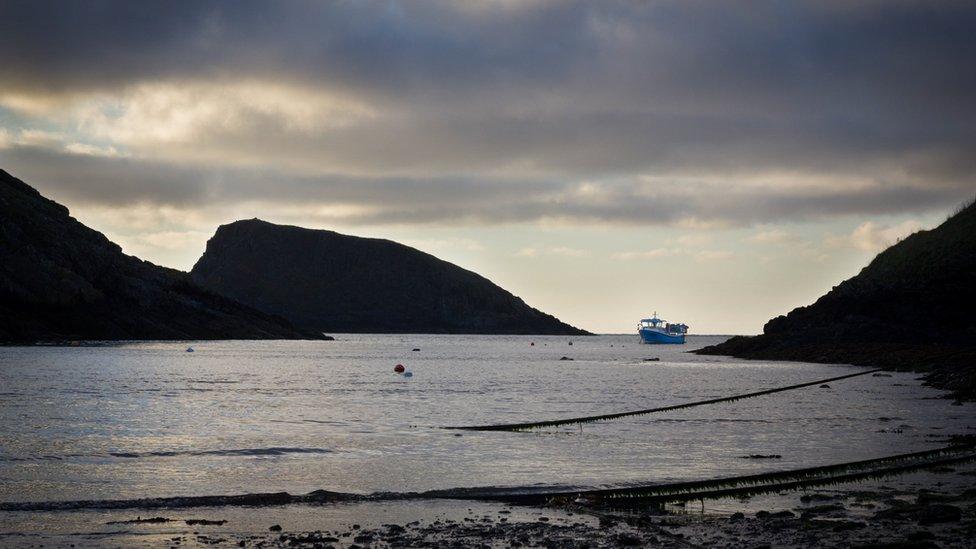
[{"xmin": 1, "ymin": 1, "xmax": 974, "ymax": 333}]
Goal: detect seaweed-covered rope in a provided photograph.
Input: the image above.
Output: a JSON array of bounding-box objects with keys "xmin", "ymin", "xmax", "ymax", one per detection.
[
  {"xmin": 5, "ymin": 444, "xmax": 972, "ymax": 512},
  {"xmin": 445, "ymin": 368, "xmax": 883, "ymax": 431},
  {"xmin": 434, "ymin": 444, "xmax": 976, "ymax": 505}
]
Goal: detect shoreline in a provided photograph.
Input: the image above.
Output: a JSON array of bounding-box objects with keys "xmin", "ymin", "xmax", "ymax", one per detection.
[
  {"xmin": 695, "ymin": 339, "xmax": 976, "ymax": 402},
  {"xmin": 9, "ymin": 444, "xmax": 974, "ymax": 514},
  {"xmin": 3, "ymin": 465, "xmax": 975, "ymax": 548}
]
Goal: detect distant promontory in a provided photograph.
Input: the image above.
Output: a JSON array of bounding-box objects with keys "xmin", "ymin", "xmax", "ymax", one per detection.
[{"xmin": 191, "ymin": 219, "xmax": 588, "ymax": 335}]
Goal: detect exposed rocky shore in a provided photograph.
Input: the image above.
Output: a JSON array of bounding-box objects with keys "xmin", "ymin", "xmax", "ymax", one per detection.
[{"xmin": 13, "ymin": 465, "xmax": 975, "ymax": 548}]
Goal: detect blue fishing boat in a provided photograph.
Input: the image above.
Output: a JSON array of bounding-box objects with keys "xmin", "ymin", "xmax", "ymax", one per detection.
[{"xmin": 638, "ymin": 312, "xmax": 688, "ymax": 344}]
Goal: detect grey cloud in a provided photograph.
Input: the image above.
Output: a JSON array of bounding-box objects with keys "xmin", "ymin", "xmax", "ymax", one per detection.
[
  {"xmin": 1, "ymin": 0, "xmax": 974, "ymax": 219},
  {"xmin": 0, "ymin": 146, "xmax": 207, "ymax": 206},
  {"xmin": 2, "ymin": 146, "xmax": 970, "ymax": 227},
  {"xmin": 4, "ymin": 1, "xmax": 974, "ymax": 115}
]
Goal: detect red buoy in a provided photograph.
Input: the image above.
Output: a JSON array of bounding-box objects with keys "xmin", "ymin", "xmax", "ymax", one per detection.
[{"xmin": 394, "ymin": 364, "xmax": 405, "ymax": 373}]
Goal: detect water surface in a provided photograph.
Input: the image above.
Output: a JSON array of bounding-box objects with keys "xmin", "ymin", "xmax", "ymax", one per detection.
[{"xmin": 1, "ymin": 335, "xmax": 973, "ymax": 504}]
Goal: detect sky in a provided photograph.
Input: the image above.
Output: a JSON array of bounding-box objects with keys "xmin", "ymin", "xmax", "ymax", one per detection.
[{"xmin": 1, "ymin": 0, "xmax": 974, "ymax": 334}]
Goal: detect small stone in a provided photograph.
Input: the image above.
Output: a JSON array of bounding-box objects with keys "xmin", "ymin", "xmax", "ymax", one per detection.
[
  {"xmin": 614, "ymin": 533, "xmax": 642, "ymax": 546},
  {"xmin": 917, "ymin": 503, "xmax": 962, "ymax": 524},
  {"xmin": 269, "ymin": 525, "xmax": 282, "ymax": 532},
  {"xmin": 831, "ymin": 520, "xmax": 865, "ymax": 531}
]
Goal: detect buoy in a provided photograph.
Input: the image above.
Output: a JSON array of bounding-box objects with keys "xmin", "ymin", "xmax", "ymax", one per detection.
[
  {"xmin": 186, "ymin": 347, "xmax": 194, "ymax": 353},
  {"xmin": 394, "ymin": 364, "xmax": 405, "ymax": 373},
  {"xmin": 403, "ymin": 371, "xmax": 413, "ymax": 378}
]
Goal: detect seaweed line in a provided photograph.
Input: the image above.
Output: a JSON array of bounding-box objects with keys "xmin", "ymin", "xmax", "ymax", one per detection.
[
  {"xmin": 3, "ymin": 444, "xmax": 972, "ymax": 512},
  {"xmin": 445, "ymin": 368, "xmax": 883, "ymax": 431},
  {"xmin": 429, "ymin": 444, "xmax": 976, "ymax": 505}
]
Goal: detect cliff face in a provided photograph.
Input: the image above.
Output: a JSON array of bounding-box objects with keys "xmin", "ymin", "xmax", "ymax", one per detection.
[
  {"xmin": 0, "ymin": 169, "xmax": 324, "ymax": 342},
  {"xmin": 191, "ymin": 219, "xmax": 588, "ymax": 335},
  {"xmin": 698, "ymin": 198, "xmax": 976, "ymax": 399}
]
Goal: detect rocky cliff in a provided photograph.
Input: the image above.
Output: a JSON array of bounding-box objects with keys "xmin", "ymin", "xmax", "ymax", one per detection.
[
  {"xmin": 0, "ymin": 169, "xmax": 325, "ymax": 343},
  {"xmin": 697, "ymin": 198, "xmax": 976, "ymax": 399}
]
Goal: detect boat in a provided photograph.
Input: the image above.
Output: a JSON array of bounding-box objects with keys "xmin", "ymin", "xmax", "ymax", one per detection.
[{"xmin": 638, "ymin": 312, "xmax": 688, "ymax": 344}]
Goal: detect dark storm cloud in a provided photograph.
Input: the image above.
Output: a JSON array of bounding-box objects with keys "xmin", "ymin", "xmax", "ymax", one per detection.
[
  {"xmin": 1, "ymin": 0, "xmax": 975, "ymax": 222},
  {"xmin": 3, "ymin": 1, "xmax": 973, "ymax": 111}
]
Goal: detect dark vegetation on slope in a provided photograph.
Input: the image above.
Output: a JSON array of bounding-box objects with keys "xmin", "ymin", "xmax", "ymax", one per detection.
[
  {"xmin": 0, "ymin": 169, "xmax": 325, "ymax": 343},
  {"xmin": 191, "ymin": 219, "xmax": 588, "ymax": 335},
  {"xmin": 698, "ymin": 198, "xmax": 976, "ymax": 399}
]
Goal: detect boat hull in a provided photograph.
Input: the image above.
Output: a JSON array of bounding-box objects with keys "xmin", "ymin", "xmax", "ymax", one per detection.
[{"xmin": 639, "ymin": 328, "xmax": 685, "ymax": 344}]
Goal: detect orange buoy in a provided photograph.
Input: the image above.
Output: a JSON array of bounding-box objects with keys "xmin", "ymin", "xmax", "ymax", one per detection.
[{"xmin": 394, "ymin": 364, "xmax": 405, "ymax": 373}]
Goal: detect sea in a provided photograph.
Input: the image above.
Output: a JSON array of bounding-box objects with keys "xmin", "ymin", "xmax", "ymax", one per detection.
[{"xmin": 1, "ymin": 335, "xmax": 974, "ymax": 544}]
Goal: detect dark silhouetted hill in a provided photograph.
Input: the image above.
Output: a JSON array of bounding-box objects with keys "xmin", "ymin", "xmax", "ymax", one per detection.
[
  {"xmin": 0, "ymin": 169, "xmax": 325, "ymax": 343},
  {"xmin": 698, "ymin": 198, "xmax": 976, "ymax": 399},
  {"xmin": 190, "ymin": 219, "xmax": 589, "ymax": 335}
]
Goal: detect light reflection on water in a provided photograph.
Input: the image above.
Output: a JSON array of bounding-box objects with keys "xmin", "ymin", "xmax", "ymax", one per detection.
[{"xmin": 0, "ymin": 335, "xmax": 973, "ymax": 503}]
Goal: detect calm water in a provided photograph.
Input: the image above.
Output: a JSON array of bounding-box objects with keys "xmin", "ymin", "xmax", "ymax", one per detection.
[{"xmin": 1, "ymin": 335, "xmax": 974, "ymax": 504}]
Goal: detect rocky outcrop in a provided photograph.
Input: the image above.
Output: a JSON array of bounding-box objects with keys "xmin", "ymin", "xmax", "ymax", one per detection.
[
  {"xmin": 0, "ymin": 169, "xmax": 325, "ymax": 343},
  {"xmin": 191, "ymin": 219, "xmax": 588, "ymax": 335},
  {"xmin": 697, "ymin": 198, "xmax": 976, "ymax": 399}
]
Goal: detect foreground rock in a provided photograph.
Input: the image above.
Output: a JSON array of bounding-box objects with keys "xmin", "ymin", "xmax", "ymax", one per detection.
[
  {"xmin": 0, "ymin": 169, "xmax": 325, "ymax": 343},
  {"xmin": 191, "ymin": 219, "xmax": 588, "ymax": 335},
  {"xmin": 178, "ymin": 484, "xmax": 976, "ymax": 548},
  {"xmin": 698, "ymin": 198, "xmax": 976, "ymax": 400}
]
